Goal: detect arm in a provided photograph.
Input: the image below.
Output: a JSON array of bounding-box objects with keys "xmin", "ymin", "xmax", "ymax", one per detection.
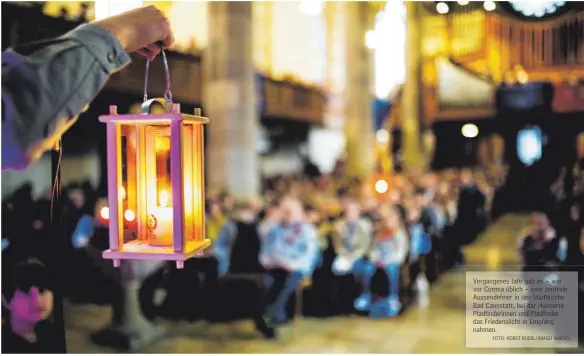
[
  {"xmin": 72, "ymin": 214, "xmax": 95, "ymax": 248},
  {"xmin": 289, "ymin": 225, "xmax": 319, "ymax": 275},
  {"xmin": 392, "ymin": 229, "xmax": 409, "ymax": 265},
  {"xmin": 214, "ymin": 221, "xmax": 236, "ymax": 276},
  {"xmin": 2, "ymin": 24, "xmax": 131, "ymax": 170},
  {"xmin": 331, "ymin": 221, "xmax": 345, "ymax": 256},
  {"xmin": 347, "ymin": 220, "xmax": 372, "ymax": 262},
  {"xmin": 259, "ymin": 225, "xmax": 278, "ymax": 268}
]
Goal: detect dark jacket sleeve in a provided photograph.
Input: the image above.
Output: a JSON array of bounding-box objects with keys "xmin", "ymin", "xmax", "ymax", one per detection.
[{"xmin": 1, "ymin": 23, "xmax": 131, "ymax": 171}]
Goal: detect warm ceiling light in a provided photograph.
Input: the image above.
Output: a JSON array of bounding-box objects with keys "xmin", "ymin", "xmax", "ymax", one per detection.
[
  {"xmin": 375, "ymin": 180, "xmax": 389, "ymax": 194},
  {"xmin": 458, "ymin": 0, "xmax": 469, "ymax": 5},
  {"xmin": 462, "ymin": 123, "xmax": 479, "ymax": 138},
  {"xmin": 436, "ymin": 2, "xmax": 449, "ymax": 14},
  {"xmin": 483, "ymin": 1, "xmax": 496, "ymax": 11},
  {"xmin": 376, "ymin": 129, "xmax": 389, "ymax": 144}
]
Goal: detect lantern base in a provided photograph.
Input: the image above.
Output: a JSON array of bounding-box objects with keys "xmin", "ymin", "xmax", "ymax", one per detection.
[{"xmin": 103, "ymin": 239, "xmax": 211, "ymax": 269}]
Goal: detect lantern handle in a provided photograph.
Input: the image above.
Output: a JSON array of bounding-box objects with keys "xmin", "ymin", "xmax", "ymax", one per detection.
[{"xmin": 143, "ymin": 42, "xmax": 173, "ymax": 104}]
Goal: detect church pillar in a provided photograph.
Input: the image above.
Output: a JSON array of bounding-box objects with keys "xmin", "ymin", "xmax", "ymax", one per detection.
[
  {"xmin": 342, "ymin": 2, "xmax": 375, "ymax": 179},
  {"xmin": 204, "ymin": 2, "xmax": 260, "ymax": 199},
  {"xmin": 402, "ymin": 2, "xmax": 425, "ymax": 171}
]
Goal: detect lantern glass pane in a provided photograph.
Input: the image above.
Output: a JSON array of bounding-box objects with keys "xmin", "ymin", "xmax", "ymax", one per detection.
[
  {"xmin": 145, "ymin": 127, "xmax": 174, "ymax": 246},
  {"xmin": 121, "ymin": 126, "xmax": 138, "ymax": 242},
  {"xmin": 182, "ymin": 124, "xmax": 195, "ymax": 241}
]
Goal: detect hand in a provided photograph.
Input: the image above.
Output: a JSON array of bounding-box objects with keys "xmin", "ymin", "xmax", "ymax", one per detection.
[{"xmin": 94, "ymin": 5, "xmax": 174, "ymax": 61}]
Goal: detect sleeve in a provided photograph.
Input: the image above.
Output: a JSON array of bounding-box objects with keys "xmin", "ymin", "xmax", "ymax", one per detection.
[
  {"xmin": 71, "ymin": 214, "xmax": 95, "ymax": 248},
  {"xmin": 2, "ymin": 23, "xmax": 131, "ymax": 170},
  {"xmin": 290, "ymin": 225, "xmax": 319, "ymax": 275},
  {"xmin": 347, "ymin": 220, "xmax": 372, "ymax": 262},
  {"xmin": 331, "ymin": 221, "xmax": 345, "ymax": 256},
  {"xmin": 393, "ymin": 229, "xmax": 409, "ymax": 264},
  {"xmin": 259, "ymin": 226, "xmax": 277, "ymax": 268},
  {"xmin": 557, "ymin": 237, "xmax": 568, "ymax": 263},
  {"xmin": 214, "ymin": 221, "xmax": 236, "ymax": 276}
]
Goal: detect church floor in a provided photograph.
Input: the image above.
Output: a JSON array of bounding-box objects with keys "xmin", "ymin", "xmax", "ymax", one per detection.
[{"xmin": 64, "ymin": 214, "xmax": 576, "ymax": 353}]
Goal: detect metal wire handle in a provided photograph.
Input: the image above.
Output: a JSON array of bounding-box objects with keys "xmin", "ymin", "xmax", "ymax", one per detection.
[{"xmin": 143, "ymin": 43, "xmax": 173, "ymax": 103}]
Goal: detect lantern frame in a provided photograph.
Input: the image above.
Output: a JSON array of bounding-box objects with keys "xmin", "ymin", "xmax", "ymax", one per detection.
[{"xmin": 99, "ymin": 101, "xmax": 210, "ymax": 269}]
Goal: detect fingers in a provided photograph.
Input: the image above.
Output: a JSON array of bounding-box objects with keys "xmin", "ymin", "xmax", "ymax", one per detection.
[
  {"xmin": 161, "ymin": 18, "xmax": 174, "ymax": 49},
  {"xmin": 162, "ymin": 32, "xmax": 175, "ymax": 50},
  {"xmin": 136, "ymin": 48, "xmax": 157, "ymax": 61}
]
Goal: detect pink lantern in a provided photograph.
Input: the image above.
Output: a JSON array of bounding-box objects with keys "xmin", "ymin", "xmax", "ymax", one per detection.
[{"xmin": 99, "ymin": 100, "xmax": 209, "ymax": 269}]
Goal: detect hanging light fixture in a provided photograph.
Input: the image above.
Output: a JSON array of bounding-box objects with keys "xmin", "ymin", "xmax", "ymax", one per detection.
[
  {"xmin": 483, "ymin": 1, "xmax": 496, "ymax": 12},
  {"xmin": 436, "ymin": 2, "xmax": 449, "ymax": 14}
]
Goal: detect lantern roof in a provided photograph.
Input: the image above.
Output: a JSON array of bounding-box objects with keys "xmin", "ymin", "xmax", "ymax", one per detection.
[{"xmin": 98, "ymin": 113, "xmax": 209, "ymax": 125}]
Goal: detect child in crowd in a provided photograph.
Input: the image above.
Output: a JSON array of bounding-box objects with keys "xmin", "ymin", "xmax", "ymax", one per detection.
[
  {"xmin": 354, "ymin": 206, "xmax": 409, "ymax": 317},
  {"xmin": 2, "ymin": 258, "xmax": 60, "ymax": 353}
]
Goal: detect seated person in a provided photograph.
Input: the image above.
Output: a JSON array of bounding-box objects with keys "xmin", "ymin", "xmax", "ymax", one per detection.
[
  {"xmin": 2, "ymin": 258, "xmax": 61, "ymax": 353},
  {"xmin": 183, "ymin": 200, "xmax": 226, "ymax": 300},
  {"xmin": 406, "ymin": 206, "xmax": 432, "ymax": 302},
  {"xmin": 258, "ymin": 199, "xmax": 281, "ymax": 240},
  {"xmin": 330, "ymin": 200, "xmax": 372, "ymax": 278},
  {"xmin": 259, "ymin": 197, "xmax": 318, "ymax": 327},
  {"xmin": 305, "ymin": 203, "xmax": 326, "ymax": 270},
  {"xmin": 517, "ymin": 211, "xmax": 567, "ymax": 274},
  {"xmin": 354, "ymin": 206, "xmax": 409, "ymax": 318},
  {"xmin": 214, "ymin": 201, "xmax": 263, "ymax": 276}
]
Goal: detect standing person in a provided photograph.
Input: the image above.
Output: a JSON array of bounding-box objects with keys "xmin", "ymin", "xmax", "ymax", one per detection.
[
  {"xmin": 2, "ymin": 6, "xmax": 175, "ymax": 171},
  {"xmin": 259, "ymin": 198, "xmax": 318, "ymax": 330}
]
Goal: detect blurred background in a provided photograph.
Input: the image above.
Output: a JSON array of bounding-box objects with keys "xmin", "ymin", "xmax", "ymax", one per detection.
[{"xmin": 1, "ymin": 0, "xmax": 584, "ymax": 353}]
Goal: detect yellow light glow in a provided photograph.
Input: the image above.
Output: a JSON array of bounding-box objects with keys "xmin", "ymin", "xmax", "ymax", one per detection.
[
  {"xmin": 375, "ymin": 180, "xmax": 389, "ymax": 194},
  {"xmin": 376, "ymin": 129, "xmax": 389, "ymax": 144},
  {"xmin": 462, "ymin": 124, "xmax": 479, "ymax": 138},
  {"xmin": 100, "ymin": 207, "xmax": 110, "ymax": 220},
  {"xmin": 299, "ymin": 0, "xmax": 324, "ymax": 16},
  {"xmin": 517, "ymin": 71, "xmax": 529, "ymax": 84},
  {"xmin": 155, "ymin": 138, "xmax": 171, "ymax": 152},
  {"xmin": 483, "ymin": 1, "xmax": 496, "ymax": 11},
  {"xmin": 365, "ymin": 30, "xmax": 376, "ymax": 50},
  {"xmin": 124, "ymin": 209, "xmax": 136, "ymax": 222},
  {"xmin": 160, "ymin": 189, "xmax": 170, "ymax": 207},
  {"xmin": 120, "ymin": 186, "xmax": 126, "ymax": 199},
  {"xmin": 436, "ymin": 2, "xmax": 449, "ymax": 14},
  {"xmin": 457, "ymin": 0, "xmax": 469, "ymax": 5}
]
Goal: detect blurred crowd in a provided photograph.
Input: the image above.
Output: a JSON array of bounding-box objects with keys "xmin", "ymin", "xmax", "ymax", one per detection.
[
  {"xmin": 2, "ymin": 164, "xmax": 505, "ymax": 341},
  {"xmin": 5, "ymin": 161, "xmax": 584, "ymax": 343}
]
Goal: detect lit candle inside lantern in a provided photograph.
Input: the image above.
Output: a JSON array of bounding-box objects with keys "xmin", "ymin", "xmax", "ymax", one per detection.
[{"xmin": 147, "ymin": 189, "xmax": 174, "ymax": 246}]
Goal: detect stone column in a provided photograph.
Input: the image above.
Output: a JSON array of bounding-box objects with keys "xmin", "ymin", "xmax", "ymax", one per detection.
[
  {"xmin": 342, "ymin": 2, "xmax": 375, "ymax": 179},
  {"xmin": 204, "ymin": 2, "xmax": 260, "ymax": 199},
  {"xmin": 402, "ymin": 2, "xmax": 425, "ymax": 171}
]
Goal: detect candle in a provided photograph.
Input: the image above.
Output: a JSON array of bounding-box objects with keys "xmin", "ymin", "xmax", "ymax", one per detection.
[{"xmin": 147, "ymin": 189, "xmax": 173, "ymax": 246}]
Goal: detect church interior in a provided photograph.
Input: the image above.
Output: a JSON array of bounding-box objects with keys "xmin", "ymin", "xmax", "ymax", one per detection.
[{"xmin": 1, "ymin": 1, "xmax": 584, "ymax": 353}]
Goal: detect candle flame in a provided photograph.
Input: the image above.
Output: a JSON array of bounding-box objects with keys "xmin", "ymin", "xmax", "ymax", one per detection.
[
  {"xmin": 124, "ymin": 209, "xmax": 136, "ymax": 222},
  {"xmin": 160, "ymin": 189, "xmax": 170, "ymax": 207}
]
